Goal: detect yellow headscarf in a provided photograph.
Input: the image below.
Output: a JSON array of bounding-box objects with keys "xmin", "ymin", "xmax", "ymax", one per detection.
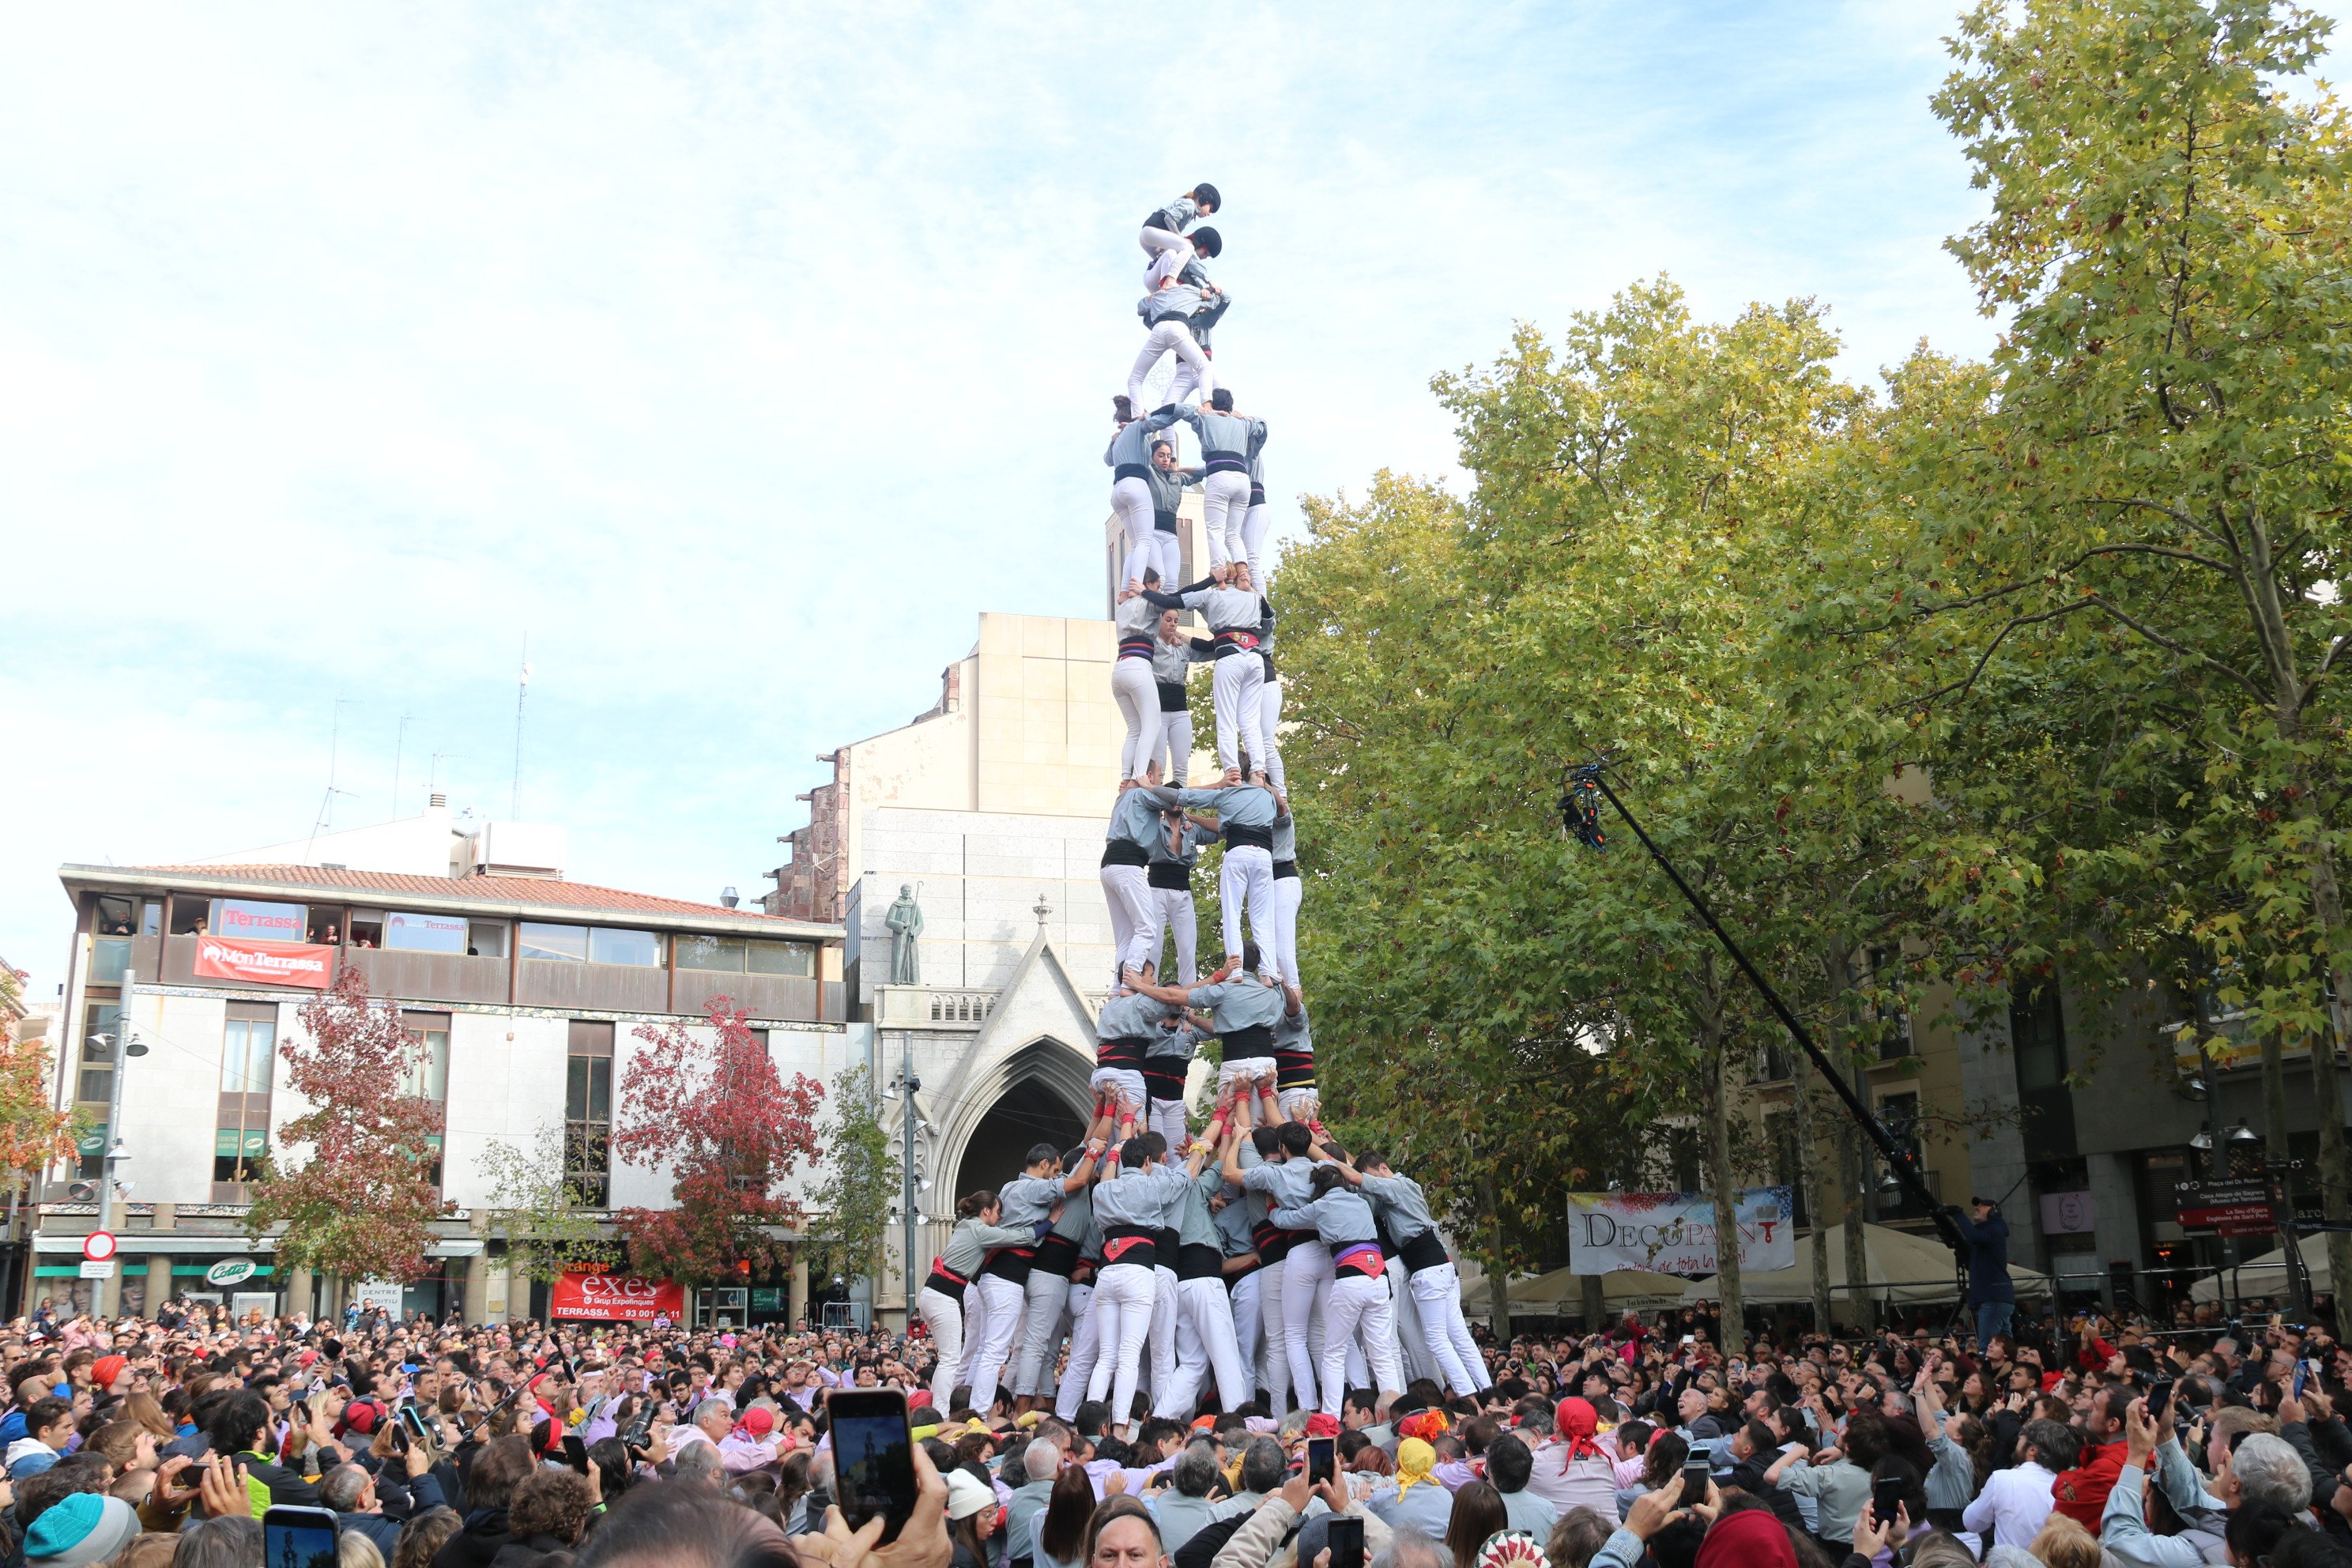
[{"xmin": 1396, "ymin": 1437, "xmax": 1436, "ymax": 1495}]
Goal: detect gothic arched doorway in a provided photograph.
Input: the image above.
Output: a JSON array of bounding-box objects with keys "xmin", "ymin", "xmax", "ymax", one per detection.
[{"xmin": 950, "ymin": 1077, "xmax": 1087, "ymax": 1205}]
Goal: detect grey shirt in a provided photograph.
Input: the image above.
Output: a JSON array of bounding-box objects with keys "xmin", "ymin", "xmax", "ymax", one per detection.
[
  {"xmin": 1150, "ymin": 820, "xmax": 1216, "ymax": 875},
  {"xmin": 1049, "ymin": 1187, "xmax": 1093, "ymax": 1245},
  {"xmin": 1358, "ymin": 1172, "xmax": 1434, "ymax": 1245},
  {"xmin": 1144, "ymin": 462, "xmax": 1201, "ymax": 515},
  {"xmin": 1151, "ymin": 782, "xmax": 1277, "ymax": 831},
  {"xmin": 997, "ymin": 1174, "xmax": 1063, "ymax": 1233},
  {"xmin": 1269, "ymin": 1188, "xmax": 1382, "ymax": 1248},
  {"xmin": 1107, "ymin": 787, "xmax": 1169, "ymax": 854},
  {"xmin": 1211, "ymin": 1183, "xmax": 1256, "ymax": 1257},
  {"xmin": 1150, "ymin": 194, "xmax": 1205, "ymax": 233},
  {"xmin": 1175, "ymin": 406, "xmax": 1268, "ymax": 463},
  {"xmin": 1273, "ymin": 1001, "xmax": 1310, "ymax": 1057},
  {"xmin": 1271, "ymin": 812, "xmax": 1296, "ymax": 861},
  {"xmin": 940, "ymin": 1218, "xmax": 1038, "ymax": 1277},
  {"xmin": 1178, "ymin": 1169, "xmax": 1224, "ymax": 1250},
  {"xmin": 1171, "ymin": 582, "xmax": 1267, "ymax": 633},
  {"xmin": 1094, "ymin": 1161, "xmax": 1190, "ymax": 1231},
  {"xmin": 1150, "ymin": 636, "xmax": 1211, "ymax": 689},
  {"xmin": 1188, "ymin": 974, "xmax": 1286, "ymax": 1036},
  {"xmin": 1106, "ymin": 409, "xmax": 1182, "ymax": 470},
  {"xmin": 1098, "ymin": 989, "xmax": 1177, "ymax": 1044},
  {"xmin": 1140, "ymin": 282, "xmax": 1212, "ymax": 326}
]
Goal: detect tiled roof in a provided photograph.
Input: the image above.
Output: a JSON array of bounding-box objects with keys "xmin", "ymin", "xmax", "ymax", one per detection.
[{"xmin": 116, "ymin": 864, "xmax": 823, "ymax": 928}]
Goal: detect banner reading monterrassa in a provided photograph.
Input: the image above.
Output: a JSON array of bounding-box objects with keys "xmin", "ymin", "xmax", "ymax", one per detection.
[
  {"xmin": 1566, "ymin": 1188, "xmax": 1796, "ymax": 1275},
  {"xmin": 190, "ymin": 935, "xmax": 334, "ymax": 989}
]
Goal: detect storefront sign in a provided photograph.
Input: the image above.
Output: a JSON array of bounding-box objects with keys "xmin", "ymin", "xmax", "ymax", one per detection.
[
  {"xmin": 2040, "ymin": 1190, "xmax": 2097, "ymax": 1236},
  {"xmin": 213, "ymin": 900, "xmax": 305, "ymax": 942},
  {"xmin": 205, "ymin": 1259, "xmax": 257, "ymax": 1287},
  {"xmin": 551, "ymin": 1269, "xmax": 686, "ymax": 1322},
  {"xmin": 1566, "ymin": 1187, "xmax": 1796, "ymax": 1275},
  {"xmin": 192, "ymin": 936, "xmax": 333, "ymax": 989},
  {"xmin": 385, "ymin": 911, "xmax": 469, "ymax": 954}
]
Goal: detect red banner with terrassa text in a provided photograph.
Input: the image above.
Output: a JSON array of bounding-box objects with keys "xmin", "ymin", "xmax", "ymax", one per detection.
[
  {"xmin": 191, "ymin": 935, "xmax": 334, "ymax": 989},
  {"xmin": 551, "ymin": 1270, "xmax": 685, "ymax": 1322}
]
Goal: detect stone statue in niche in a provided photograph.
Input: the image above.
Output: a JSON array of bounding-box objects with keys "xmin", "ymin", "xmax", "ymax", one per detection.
[{"xmin": 884, "ymin": 884, "xmax": 924, "ymax": 985}]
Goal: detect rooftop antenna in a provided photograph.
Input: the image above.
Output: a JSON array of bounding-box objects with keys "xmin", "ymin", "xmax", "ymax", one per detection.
[
  {"xmin": 429, "ymin": 752, "xmax": 468, "ymax": 801},
  {"xmin": 303, "ymin": 698, "xmax": 356, "ymax": 860},
  {"xmin": 391, "ymin": 710, "xmax": 416, "ymax": 815},
  {"xmin": 511, "ymin": 636, "xmax": 530, "ymax": 819}
]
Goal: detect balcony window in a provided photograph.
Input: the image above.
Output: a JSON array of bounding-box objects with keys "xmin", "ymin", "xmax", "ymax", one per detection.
[
  {"xmin": 93, "ymin": 896, "xmax": 141, "ymax": 938},
  {"xmin": 213, "ymin": 899, "xmax": 305, "ymax": 944},
  {"xmin": 521, "ymin": 923, "xmax": 590, "ymax": 962},
  {"xmin": 588, "ymin": 928, "xmax": 662, "ymax": 967},
  {"xmin": 383, "ymin": 911, "xmax": 469, "ymax": 954},
  {"xmin": 679, "ymin": 935, "xmax": 815, "ymax": 975},
  {"xmin": 347, "ymin": 909, "xmax": 386, "ymax": 949},
  {"xmin": 466, "ymin": 921, "xmax": 508, "ymax": 959},
  {"xmin": 220, "ymin": 1016, "xmax": 276, "ymax": 1095},
  {"xmin": 399, "ymin": 1013, "xmax": 451, "ymax": 1102}
]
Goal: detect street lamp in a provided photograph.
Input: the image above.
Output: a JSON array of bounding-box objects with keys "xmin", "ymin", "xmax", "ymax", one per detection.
[{"xmin": 85, "ymin": 973, "xmax": 150, "ymax": 1317}]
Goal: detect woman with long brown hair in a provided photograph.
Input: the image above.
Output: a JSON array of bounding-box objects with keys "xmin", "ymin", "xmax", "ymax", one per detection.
[
  {"xmin": 1035, "ymin": 1457, "xmax": 1097, "ymax": 1568},
  {"xmin": 1444, "ymin": 1481, "xmax": 1510, "ymax": 1568}
]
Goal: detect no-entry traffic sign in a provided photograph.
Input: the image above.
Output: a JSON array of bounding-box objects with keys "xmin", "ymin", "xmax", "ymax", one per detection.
[{"xmin": 81, "ymin": 1231, "xmax": 117, "ymax": 1263}]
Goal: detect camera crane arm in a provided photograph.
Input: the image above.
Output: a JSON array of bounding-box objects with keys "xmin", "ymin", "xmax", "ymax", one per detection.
[{"xmin": 1564, "ymin": 763, "xmax": 1967, "ymax": 1260}]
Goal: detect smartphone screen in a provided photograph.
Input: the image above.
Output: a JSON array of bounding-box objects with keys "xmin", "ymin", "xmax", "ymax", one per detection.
[
  {"xmin": 561, "ymin": 1434, "xmax": 590, "ymax": 1474},
  {"xmin": 1680, "ymin": 1457, "xmax": 1711, "ymax": 1510},
  {"xmin": 2147, "ymin": 1379, "xmax": 2174, "ymax": 1423},
  {"xmin": 1871, "ymin": 1475, "xmax": 1905, "ymax": 1527},
  {"xmin": 262, "ymin": 1505, "xmax": 341, "ymax": 1568},
  {"xmin": 400, "ymin": 1404, "xmax": 434, "ymax": 1448},
  {"xmin": 1306, "ymin": 1436, "xmax": 1336, "ymax": 1484},
  {"xmin": 1326, "ymin": 1515, "xmax": 1365, "ymax": 1568},
  {"xmin": 831, "ymin": 1389, "xmax": 917, "ymax": 1545}
]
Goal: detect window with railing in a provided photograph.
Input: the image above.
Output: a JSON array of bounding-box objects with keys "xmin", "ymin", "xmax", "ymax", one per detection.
[
  {"xmin": 521, "ymin": 924, "xmax": 663, "ymax": 966},
  {"xmin": 400, "ymin": 1012, "xmax": 451, "ymax": 1186},
  {"xmin": 76, "ymin": 1001, "xmax": 122, "ymax": 1178},
  {"xmin": 566, "ymin": 1020, "xmax": 613, "ymax": 1208},
  {"xmin": 676, "ymin": 935, "xmax": 816, "ymax": 976}
]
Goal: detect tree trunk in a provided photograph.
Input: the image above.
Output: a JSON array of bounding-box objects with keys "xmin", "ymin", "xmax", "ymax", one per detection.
[
  {"xmin": 1793, "ymin": 1055, "xmax": 1836, "ymax": 1333},
  {"xmin": 2239, "ymin": 514, "xmax": 2352, "ymax": 1336},
  {"xmin": 1582, "ymin": 1272, "xmax": 1608, "ymax": 1335},
  {"xmin": 1484, "ymin": 1177, "xmax": 1512, "ymax": 1354},
  {"xmin": 1842, "ymin": 1076, "xmax": 1875, "ymax": 1334},
  {"xmin": 1698, "ymin": 957, "xmax": 1743, "ymax": 1350},
  {"xmin": 2256, "ymin": 1030, "xmax": 2311, "ymax": 1317}
]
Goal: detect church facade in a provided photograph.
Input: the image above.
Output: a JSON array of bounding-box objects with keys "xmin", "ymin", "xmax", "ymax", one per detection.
[{"xmin": 768, "ymin": 505, "xmax": 1214, "ymax": 1327}]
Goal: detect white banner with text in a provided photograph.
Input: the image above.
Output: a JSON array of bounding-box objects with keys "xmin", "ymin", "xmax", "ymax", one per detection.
[{"xmin": 1565, "ymin": 1187, "xmax": 1796, "ymax": 1275}]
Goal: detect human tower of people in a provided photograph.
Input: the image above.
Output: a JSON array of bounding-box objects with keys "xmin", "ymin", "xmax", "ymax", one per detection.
[{"xmin": 914, "ymin": 187, "xmax": 1486, "ymax": 1441}]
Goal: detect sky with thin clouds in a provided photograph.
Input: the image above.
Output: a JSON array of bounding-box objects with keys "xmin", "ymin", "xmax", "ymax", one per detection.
[{"xmin": 2, "ymin": 2, "xmax": 2345, "ymax": 997}]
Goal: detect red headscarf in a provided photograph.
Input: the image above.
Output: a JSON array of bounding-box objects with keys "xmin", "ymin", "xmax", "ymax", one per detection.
[
  {"xmin": 1552, "ymin": 1396, "xmax": 1604, "ymax": 1468},
  {"xmin": 1693, "ymin": 1510, "xmax": 1796, "ymax": 1568}
]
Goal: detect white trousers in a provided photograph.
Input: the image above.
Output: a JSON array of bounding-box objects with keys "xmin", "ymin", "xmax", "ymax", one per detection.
[
  {"xmin": 1148, "ymin": 887, "xmax": 1197, "ymax": 984},
  {"xmin": 1161, "ymin": 1275, "xmax": 1250, "ymax": 1415},
  {"xmin": 1167, "ymin": 356, "xmax": 1207, "ymax": 410},
  {"xmin": 918, "ymin": 1286, "xmax": 966, "ymax": 1409},
  {"xmin": 1158, "ymin": 710, "xmax": 1192, "ymax": 786},
  {"xmin": 1230, "ymin": 1269, "xmax": 1264, "ymax": 1400},
  {"xmin": 1220, "ymin": 846, "xmax": 1276, "ymax": 970},
  {"xmin": 1112, "ymin": 658, "xmax": 1158, "ymax": 782},
  {"xmin": 1140, "ymin": 225, "xmax": 1194, "ymax": 270},
  {"xmin": 1209, "ymin": 653, "xmax": 1267, "ymax": 775},
  {"xmin": 1089, "ymin": 1065, "xmax": 1144, "ymax": 1111},
  {"xmin": 1409, "ymin": 1261, "xmax": 1487, "ymax": 1397},
  {"xmin": 1387, "ymin": 1257, "xmax": 1439, "ymax": 1390},
  {"xmin": 1202, "ymin": 471, "xmax": 1252, "ymax": 569},
  {"xmin": 1016, "ymin": 1271, "xmax": 1073, "ymax": 1397},
  {"xmin": 1146, "ymin": 1090, "xmax": 1188, "ymax": 1153},
  {"xmin": 1111, "ymin": 478, "xmax": 1155, "ymax": 589},
  {"xmin": 966, "ymin": 1273, "xmax": 1027, "ymax": 1415},
  {"xmin": 1321, "ymin": 1272, "xmax": 1402, "ymax": 1413},
  {"xmin": 1100, "ymin": 862, "xmax": 1154, "ymax": 980},
  {"xmin": 1254, "ymin": 1255, "xmax": 1291, "ymax": 1415},
  {"xmin": 1086, "ymin": 1261, "xmax": 1159, "ymax": 1433},
  {"xmin": 1052, "ymin": 1282, "xmax": 1099, "ymax": 1420},
  {"xmin": 1270, "ymin": 873, "xmax": 1302, "ymax": 988},
  {"xmin": 1281, "ymin": 1238, "xmax": 1334, "ymax": 1412},
  {"xmin": 1242, "ymin": 500, "xmax": 1271, "ymax": 579},
  {"xmin": 1128, "ymin": 322, "xmax": 1214, "ymax": 413},
  {"xmin": 1258, "ymin": 678, "xmax": 1285, "ymax": 792},
  {"xmin": 1145, "ymin": 1265, "xmax": 1180, "ymax": 1414},
  {"xmin": 1152, "ymin": 528, "xmax": 1183, "ymax": 593}
]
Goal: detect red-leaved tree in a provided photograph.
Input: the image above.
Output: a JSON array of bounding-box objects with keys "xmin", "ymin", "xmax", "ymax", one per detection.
[
  {"xmin": 246, "ymin": 966, "xmax": 447, "ymax": 1282},
  {"xmin": 612, "ymin": 998, "xmax": 824, "ymax": 1285}
]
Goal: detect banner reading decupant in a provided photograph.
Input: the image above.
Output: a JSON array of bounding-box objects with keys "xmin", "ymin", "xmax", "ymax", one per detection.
[
  {"xmin": 551, "ymin": 1269, "xmax": 686, "ymax": 1322},
  {"xmin": 1566, "ymin": 1188, "xmax": 1796, "ymax": 1275},
  {"xmin": 191, "ymin": 935, "xmax": 334, "ymax": 989}
]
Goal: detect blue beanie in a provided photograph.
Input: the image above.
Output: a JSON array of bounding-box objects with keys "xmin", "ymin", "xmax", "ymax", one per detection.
[{"xmin": 24, "ymin": 1492, "xmax": 140, "ymax": 1564}]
